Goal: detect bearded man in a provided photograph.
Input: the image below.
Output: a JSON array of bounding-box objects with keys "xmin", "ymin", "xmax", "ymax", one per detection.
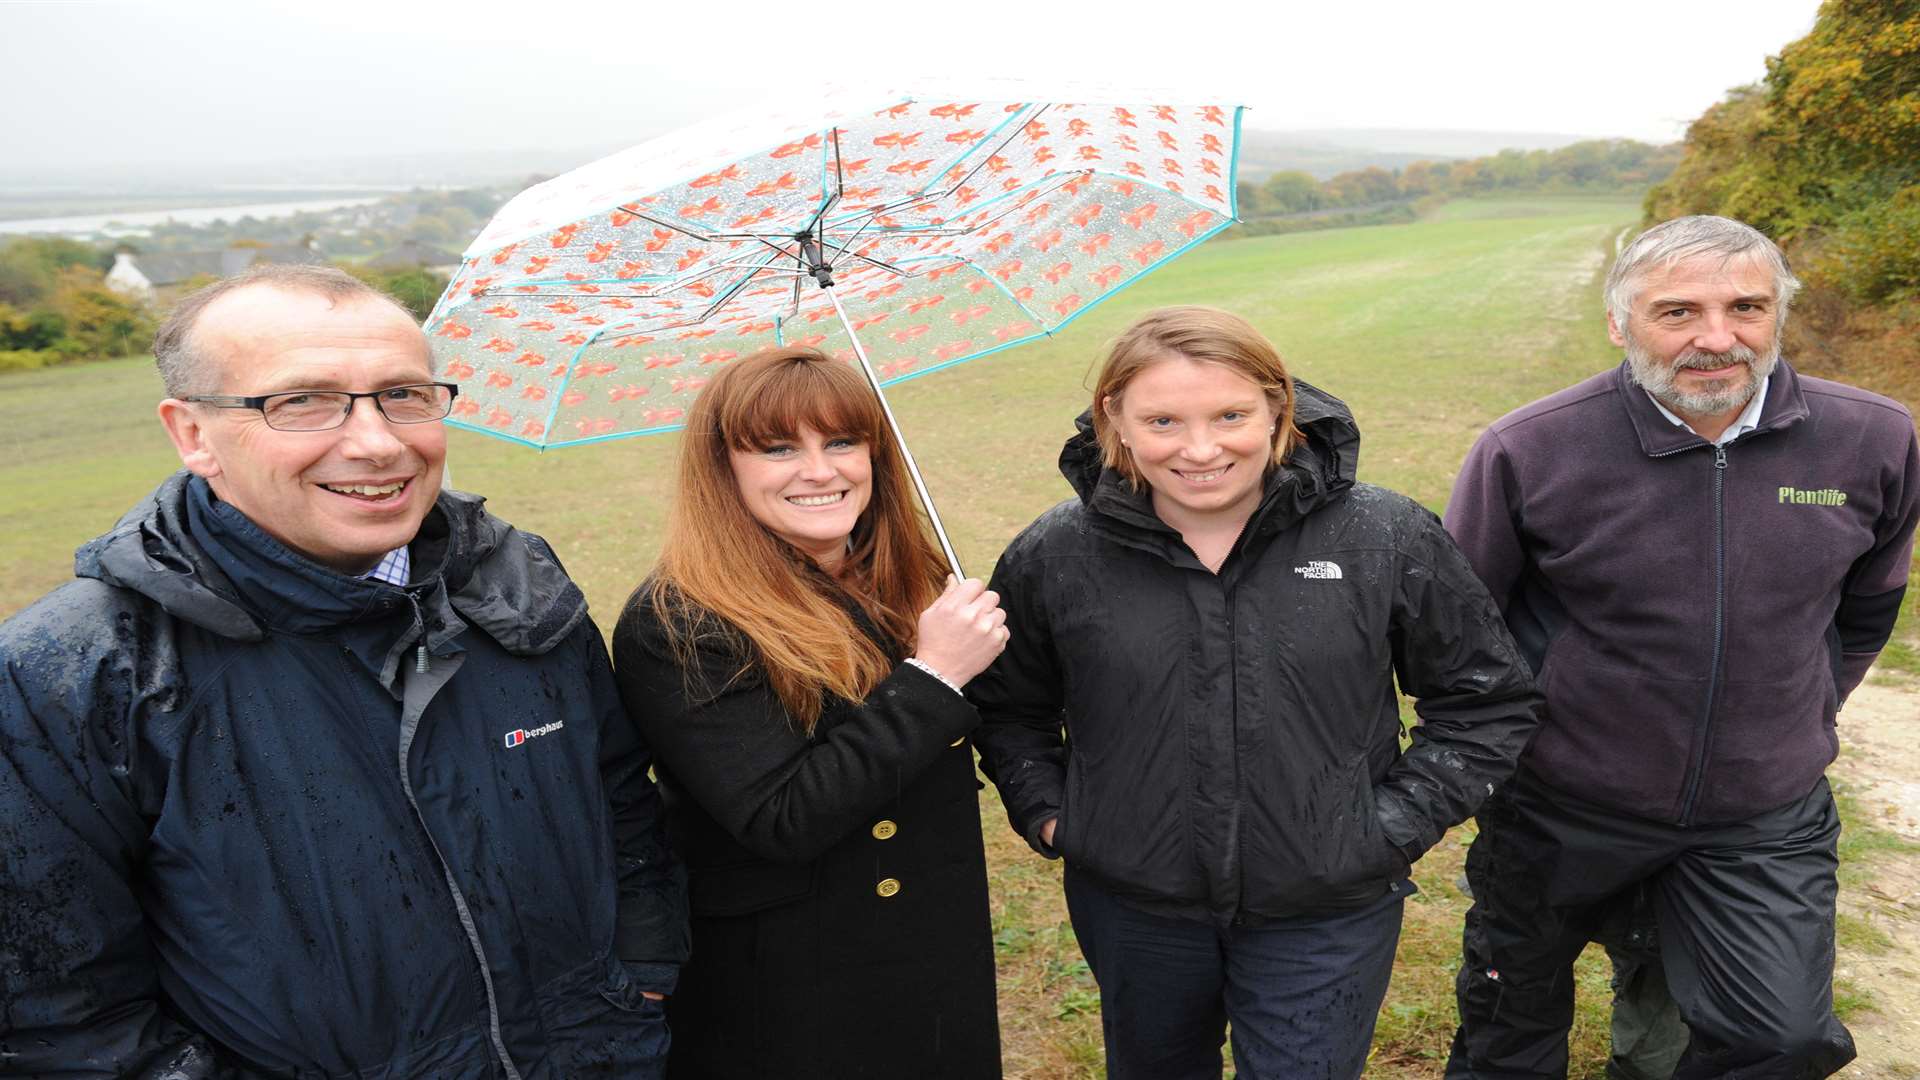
[{"xmin": 1442, "ymin": 215, "xmax": 1918, "ymax": 1079}]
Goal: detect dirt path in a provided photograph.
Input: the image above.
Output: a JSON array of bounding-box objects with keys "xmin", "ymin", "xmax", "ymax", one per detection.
[{"xmin": 1831, "ymin": 672, "xmax": 1920, "ymax": 1077}]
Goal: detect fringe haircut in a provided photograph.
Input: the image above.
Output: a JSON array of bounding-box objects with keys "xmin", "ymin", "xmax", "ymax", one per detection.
[{"xmin": 641, "ymin": 347, "xmax": 946, "ymax": 731}]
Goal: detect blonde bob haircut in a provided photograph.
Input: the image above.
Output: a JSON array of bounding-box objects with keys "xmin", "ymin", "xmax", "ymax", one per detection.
[
  {"xmin": 644, "ymin": 347, "xmax": 946, "ymax": 731},
  {"xmin": 1091, "ymin": 306, "xmax": 1303, "ymax": 489}
]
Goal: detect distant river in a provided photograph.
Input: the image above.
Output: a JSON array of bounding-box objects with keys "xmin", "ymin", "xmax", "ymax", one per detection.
[{"xmin": 0, "ymin": 196, "xmax": 389, "ymax": 238}]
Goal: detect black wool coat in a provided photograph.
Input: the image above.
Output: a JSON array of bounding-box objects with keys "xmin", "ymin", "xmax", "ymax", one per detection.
[
  {"xmin": 612, "ymin": 590, "xmax": 1002, "ymax": 1079},
  {"xmin": 971, "ymin": 387, "xmax": 1542, "ymax": 926}
]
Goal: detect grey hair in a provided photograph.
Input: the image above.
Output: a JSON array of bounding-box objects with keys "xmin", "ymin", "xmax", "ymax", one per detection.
[
  {"xmin": 1604, "ymin": 215, "xmax": 1800, "ymax": 332},
  {"xmin": 153, "ymin": 263, "xmax": 419, "ymax": 397}
]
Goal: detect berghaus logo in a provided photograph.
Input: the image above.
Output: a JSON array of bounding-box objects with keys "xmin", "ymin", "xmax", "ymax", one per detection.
[{"xmin": 502, "ymin": 720, "xmax": 565, "ymax": 748}]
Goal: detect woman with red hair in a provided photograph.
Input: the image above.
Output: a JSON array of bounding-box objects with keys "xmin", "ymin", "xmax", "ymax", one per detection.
[{"xmin": 612, "ymin": 347, "xmax": 1005, "ymax": 1078}]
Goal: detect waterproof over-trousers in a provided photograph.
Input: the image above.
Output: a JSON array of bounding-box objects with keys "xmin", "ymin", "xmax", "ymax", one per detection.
[
  {"xmin": 1447, "ymin": 772, "xmax": 1855, "ymax": 1080},
  {"xmin": 1596, "ymin": 886, "xmax": 1687, "ymax": 1080}
]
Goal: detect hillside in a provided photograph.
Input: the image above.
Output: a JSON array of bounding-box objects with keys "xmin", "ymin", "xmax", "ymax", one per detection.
[{"xmin": 8, "ymin": 196, "xmax": 1914, "ymax": 1078}]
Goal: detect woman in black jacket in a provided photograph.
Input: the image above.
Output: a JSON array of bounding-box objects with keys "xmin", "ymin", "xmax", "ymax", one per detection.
[
  {"xmin": 970, "ymin": 307, "xmax": 1539, "ymax": 1079},
  {"xmin": 611, "ymin": 347, "xmax": 1005, "ymax": 1079}
]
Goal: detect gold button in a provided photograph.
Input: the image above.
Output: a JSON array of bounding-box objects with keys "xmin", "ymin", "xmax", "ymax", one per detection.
[
  {"xmin": 876, "ymin": 877, "xmax": 902, "ymax": 898},
  {"xmin": 871, "ymin": 820, "xmax": 898, "ymax": 840},
  {"xmin": 950, "ymin": 737, "xmax": 966, "ymax": 748}
]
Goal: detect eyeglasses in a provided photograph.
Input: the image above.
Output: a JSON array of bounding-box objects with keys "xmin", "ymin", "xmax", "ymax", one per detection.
[{"xmin": 185, "ymin": 383, "xmax": 460, "ymax": 432}]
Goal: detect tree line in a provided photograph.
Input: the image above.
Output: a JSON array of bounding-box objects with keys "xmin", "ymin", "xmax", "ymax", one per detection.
[
  {"xmin": 126, "ymin": 188, "xmax": 503, "ymax": 257},
  {"xmin": 1231, "ymin": 139, "xmax": 1683, "ymax": 236},
  {"xmin": 0, "ymin": 237, "xmax": 452, "ymax": 374},
  {"xmin": 0, "ymin": 188, "xmax": 495, "ymax": 373}
]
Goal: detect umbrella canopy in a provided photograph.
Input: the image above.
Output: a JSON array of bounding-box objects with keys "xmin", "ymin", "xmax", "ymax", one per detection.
[{"xmin": 425, "ymin": 83, "xmax": 1244, "ymax": 449}]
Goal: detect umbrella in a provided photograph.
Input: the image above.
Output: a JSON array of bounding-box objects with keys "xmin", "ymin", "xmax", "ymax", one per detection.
[{"xmin": 425, "ymin": 81, "xmax": 1245, "ymax": 573}]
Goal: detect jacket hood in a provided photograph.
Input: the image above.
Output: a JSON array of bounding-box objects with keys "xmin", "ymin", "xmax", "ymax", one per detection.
[
  {"xmin": 74, "ymin": 471, "xmax": 585, "ymax": 657},
  {"xmin": 1058, "ymin": 377, "xmax": 1361, "ymax": 539}
]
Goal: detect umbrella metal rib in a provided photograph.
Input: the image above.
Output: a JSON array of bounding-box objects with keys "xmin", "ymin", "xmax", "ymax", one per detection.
[
  {"xmin": 477, "ymin": 210, "xmax": 970, "ymax": 577},
  {"xmin": 821, "ymin": 279, "xmax": 965, "ymax": 578}
]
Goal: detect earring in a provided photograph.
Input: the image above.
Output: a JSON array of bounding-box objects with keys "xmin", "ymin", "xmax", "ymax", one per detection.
[{"xmin": 1121, "ymin": 439, "xmax": 1130, "ymax": 447}]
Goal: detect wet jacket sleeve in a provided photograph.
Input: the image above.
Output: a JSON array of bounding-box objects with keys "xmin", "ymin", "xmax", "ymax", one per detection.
[
  {"xmin": 966, "ymin": 537, "xmax": 1069, "ymax": 856},
  {"xmin": 579, "ymin": 619, "xmax": 689, "ymax": 993},
  {"xmin": 610, "ymin": 604, "xmax": 978, "ymax": 864},
  {"xmin": 1442, "ymin": 427, "xmax": 1527, "ymax": 610},
  {"xmin": 1833, "ymin": 422, "xmax": 1919, "ymax": 701},
  {"xmin": 0, "ymin": 628, "xmax": 230, "ymax": 1077},
  {"xmin": 1374, "ymin": 507, "xmax": 1543, "ymax": 863}
]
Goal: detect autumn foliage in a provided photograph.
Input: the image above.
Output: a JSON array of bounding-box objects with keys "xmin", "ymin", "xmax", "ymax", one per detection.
[
  {"xmin": 1646, "ymin": 0, "xmax": 1920, "ymax": 408},
  {"xmin": 0, "ymin": 242, "xmax": 154, "ymax": 372}
]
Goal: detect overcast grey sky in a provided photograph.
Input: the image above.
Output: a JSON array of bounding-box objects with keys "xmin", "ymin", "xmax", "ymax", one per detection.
[{"xmin": 2, "ymin": 0, "xmax": 1822, "ymax": 179}]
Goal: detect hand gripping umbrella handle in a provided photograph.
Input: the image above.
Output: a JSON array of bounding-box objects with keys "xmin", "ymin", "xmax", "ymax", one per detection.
[{"xmin": 822, "ymin": 284, "xmax": 965, "ymax": 579}]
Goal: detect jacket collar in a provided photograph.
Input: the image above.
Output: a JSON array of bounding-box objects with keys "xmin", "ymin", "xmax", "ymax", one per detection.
[
  {"xmin": 1057, "ymin": 378, "xmax": 1360, "ymax": 561},
  {"xmin": 1615, "ymin": 358, "xmax": 1811, "ymax": 456},
  {"xmin": 74, "ymin": 471, "xmax": 587, "ymax": 665},
  {"xmin": 186, "ymin": 475, "xmax": 416, "ymax": 636}
]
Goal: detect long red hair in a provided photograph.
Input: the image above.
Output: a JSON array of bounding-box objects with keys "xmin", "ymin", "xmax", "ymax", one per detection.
[{"xmin": 641, "ymin": 347, "xmax": 946, "ymax": 731}]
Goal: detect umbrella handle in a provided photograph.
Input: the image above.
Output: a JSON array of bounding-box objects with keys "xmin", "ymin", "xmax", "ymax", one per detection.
[{"xmin": 823, "ymin": 284, "xmax": 965, "ymax": 579}]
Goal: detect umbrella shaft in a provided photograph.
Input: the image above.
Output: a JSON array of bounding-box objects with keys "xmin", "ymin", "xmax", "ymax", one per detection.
[{"xmin": 822, "ymin": 285, "xmax": 965, "ymax": 579}]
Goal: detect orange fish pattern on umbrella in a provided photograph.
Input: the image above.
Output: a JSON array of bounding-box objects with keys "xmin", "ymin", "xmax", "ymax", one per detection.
[{"xmin": 428, "ymin": 89, "xmax": 1242, "ymax": 447}]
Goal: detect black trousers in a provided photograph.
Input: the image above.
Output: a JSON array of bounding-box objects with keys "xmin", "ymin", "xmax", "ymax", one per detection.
[{"xmin": 1446, "ymin": 773, "xmax": 1855, "ymax": 1080}]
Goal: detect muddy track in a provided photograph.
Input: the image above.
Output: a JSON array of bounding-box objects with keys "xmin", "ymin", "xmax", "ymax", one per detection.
[{"xmin": 1832, "ymin": 672, "xmax": 1920, "ymax": 1077}]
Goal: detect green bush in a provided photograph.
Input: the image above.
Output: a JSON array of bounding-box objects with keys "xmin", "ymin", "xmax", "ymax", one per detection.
[
  {"xmin": 0, "ymin": 348, "xmax": 65, "ymax": 372},
  {"xmin": 46, "ymin": 267, "xmax": 157, "ymax": 361},
  {"xmin": 0, "ymin": 302, "xmax": 67, "ymax": 351},
  {"xmin": 0, "ymin": 237, "xmax": 108, "ymax": 307},
  {"xmin": 1815, "ymin": 188, "xmax": 1920, "ymax": 304}
]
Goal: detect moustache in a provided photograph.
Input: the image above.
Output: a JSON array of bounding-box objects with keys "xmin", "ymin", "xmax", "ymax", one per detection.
[{"xmin": 1673, "ymin": 344, "xmax": 1759, "ymax": 372}]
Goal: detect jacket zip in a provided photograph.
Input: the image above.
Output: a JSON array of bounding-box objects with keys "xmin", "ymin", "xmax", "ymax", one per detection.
[
  {"xmin": 409, "ymin": 591, "xmax": 431, "ymax": 673},
  {"xmin": 394, "ymin": 598, "xmax": 523, "ymax": 1080},
  {"xmin": 1224, "ymin": 575, "xmax": 1244, "ymax": 924},
  {"xmin": 1677, "ymin": 445, "xmax": 1729, "ymax": 824}
]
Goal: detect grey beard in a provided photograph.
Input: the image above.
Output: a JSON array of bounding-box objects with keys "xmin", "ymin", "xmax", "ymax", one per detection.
[{"xmin": 1626, "ymin": 338, "xmax": 1778, "ymax": 419}]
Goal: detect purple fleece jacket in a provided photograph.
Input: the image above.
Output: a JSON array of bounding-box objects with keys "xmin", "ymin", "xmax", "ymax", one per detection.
[{"xmin": 1446, "ymin": 360, "xmax": 1918, "ymax": 825}]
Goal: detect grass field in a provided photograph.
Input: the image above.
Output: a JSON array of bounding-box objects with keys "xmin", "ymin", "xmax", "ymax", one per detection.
[
  {"xmin": 0, "ymin": 195, "xmax": 1720, "ymax": 1075},
  {"xmin": 0, "ymin": 196, "xmax": 1636, "ymax": 613}
]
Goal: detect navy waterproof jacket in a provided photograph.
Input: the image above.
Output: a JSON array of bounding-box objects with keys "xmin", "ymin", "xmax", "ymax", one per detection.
[{"xmin": 0, "ymin": 472, "xmax": 687, "ymax": 1078}]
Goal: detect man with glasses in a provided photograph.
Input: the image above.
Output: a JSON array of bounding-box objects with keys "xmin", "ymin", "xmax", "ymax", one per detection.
[{"xmin": 0, "ymin": 265, "xmax": 687, "ymax": 1077}]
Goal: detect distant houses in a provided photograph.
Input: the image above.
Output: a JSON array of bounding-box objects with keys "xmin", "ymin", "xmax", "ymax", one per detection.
[
  {"xmin": 369, "ymin": 239, "xmax": 462, "ymax": 275},
  {"xmin": 105, "ymin": 241, "xmax": 327, "ymax": 301},
  {"xmin": 102, "ymin": 236, "xmax": 463, "ymax": 306}
]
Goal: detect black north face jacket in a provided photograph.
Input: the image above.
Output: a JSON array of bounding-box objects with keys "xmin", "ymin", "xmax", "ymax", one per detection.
[
  {"xmin": 970, "ymin": 386, "xmax": 1540, "ymax": 924},
  {"xmin": 0, "ymin": 473, "xmax": 686, "ymax": 1078}
]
